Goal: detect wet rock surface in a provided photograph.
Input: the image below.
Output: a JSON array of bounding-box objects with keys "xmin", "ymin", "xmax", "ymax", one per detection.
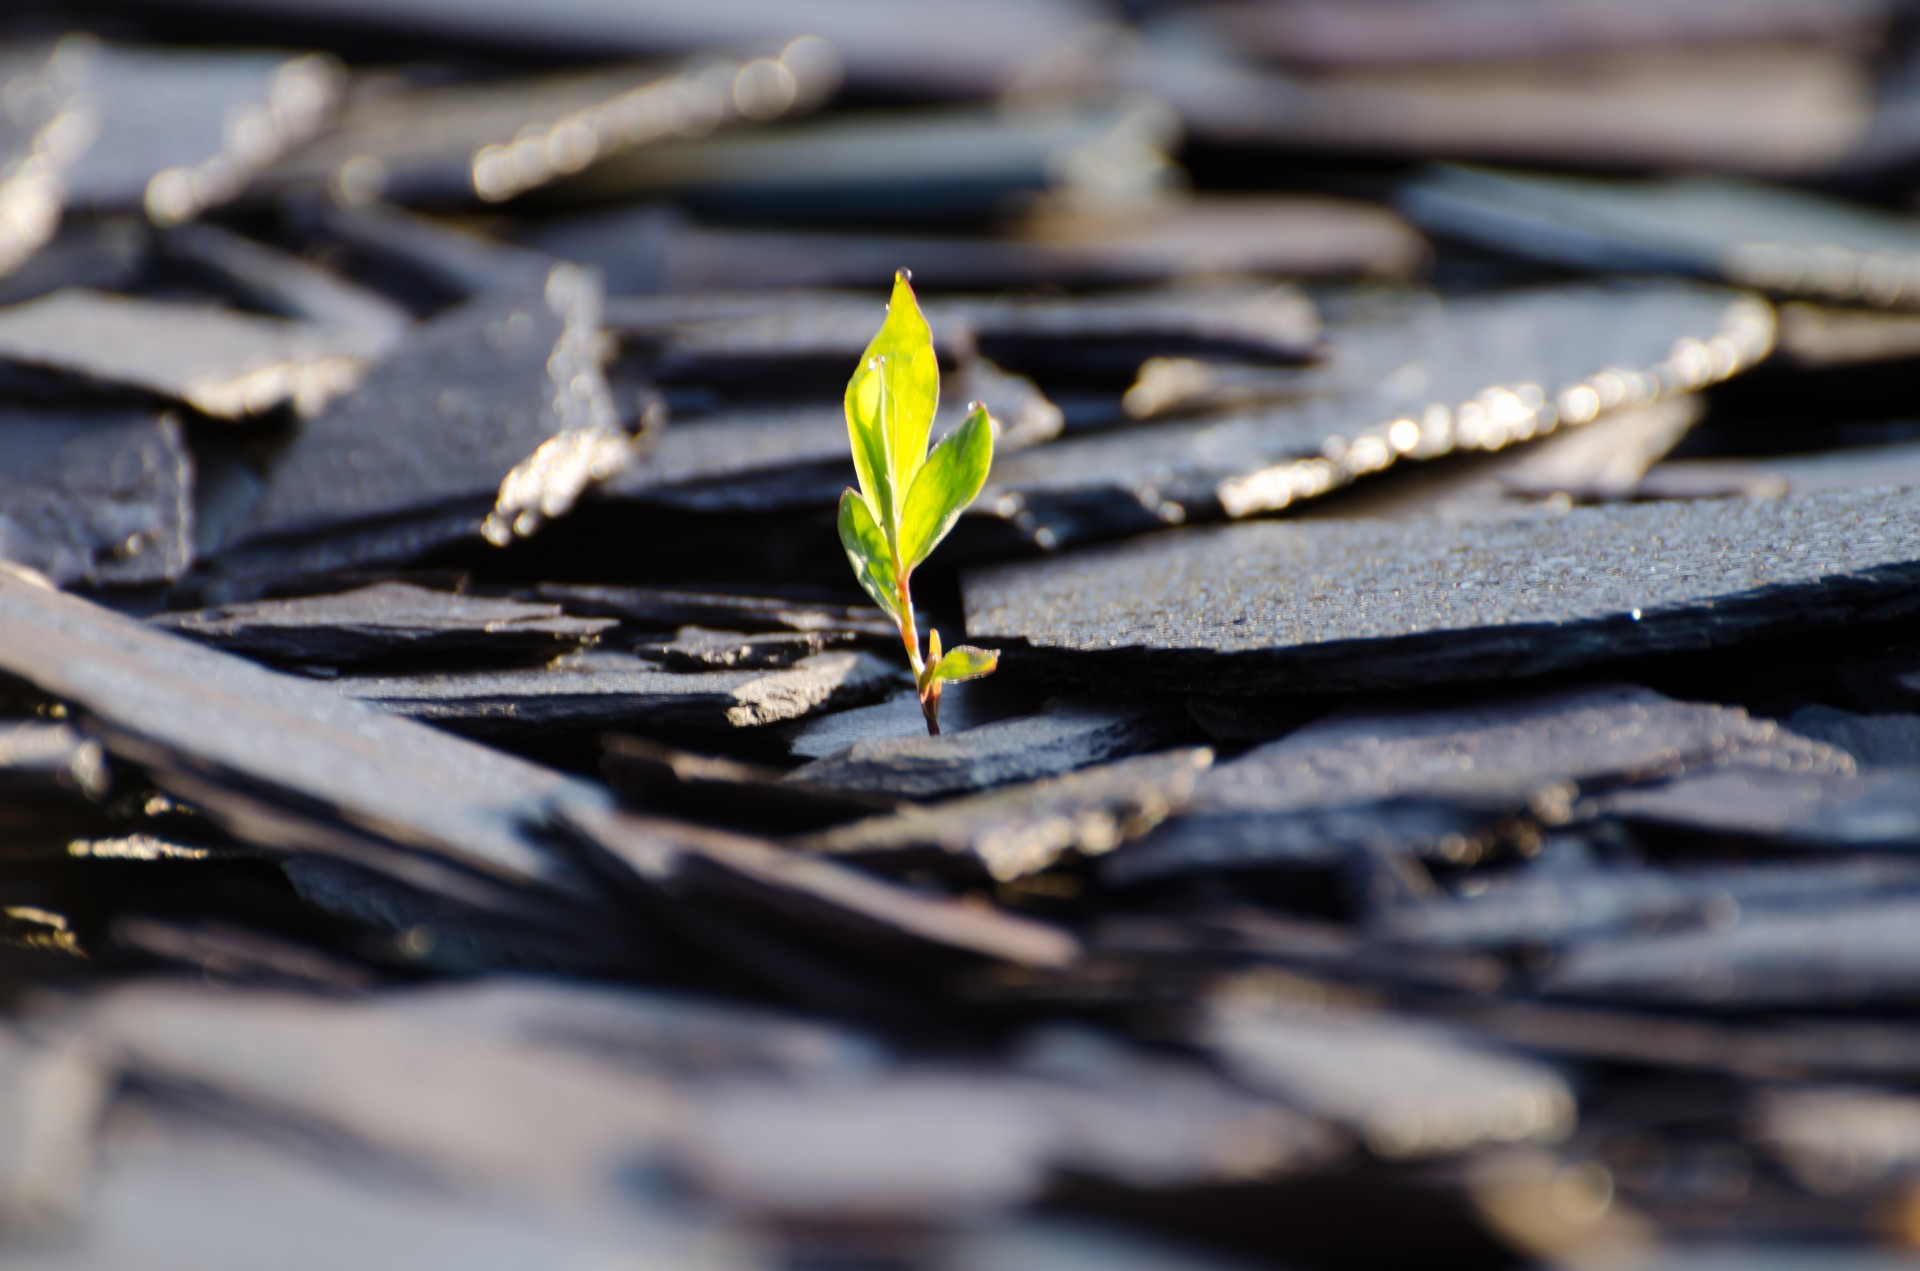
[{"xmin": 13, "ymin": 8, "xmax": 1920, "ymax": 1268}]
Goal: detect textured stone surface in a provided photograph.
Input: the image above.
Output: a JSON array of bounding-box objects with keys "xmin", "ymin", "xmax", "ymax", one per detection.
[
  {"xmin": 0, "ymin": 410, "xmax": 191, "ymax": 588},
  {"xmin": 966, "ymin": 487, "xmax": 1920, "ymax": 693},
  {"xmin": 152, "ymin": 583, "xmax": 615, "ymax": 668},
  {"xmin": 1598, "ymin": 766, "xmax": 1920, "ymax": 848},
  {"xmin": 974, "ymin": 283, "xmax": 1770, "ymax": 547}
]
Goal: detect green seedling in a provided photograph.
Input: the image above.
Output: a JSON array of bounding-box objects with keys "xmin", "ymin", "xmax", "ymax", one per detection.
[{"xmin": 838, "ymin": 270, "xmax": 998, "ymax": 736}]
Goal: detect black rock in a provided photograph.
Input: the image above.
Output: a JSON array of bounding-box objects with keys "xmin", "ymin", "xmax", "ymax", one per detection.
[
  {"xmin": 152, "ymin": 583, "xmax": 616, "ymax": 669},
  {"xmin": 1105, "ymin": 685, "xmax": 1843, "ymax": 882},
  {"xmin": 964, "ymin": 487, "xmax": 1920, "ymax": 693},
  {"xmin": 0, "ymin": 290, "xmax": 377, "ymax": 419},
  {"xmin": 973, "ymin": 283, "xmax": 1771, "ymax": 548},
  {"xmin": 1786, "ymin": 705, "xmax": 1920, "ymax": 768},
  {"xmin": 801, "ymin": 746, "xmax": 1214, "ymax": 882},
  {"xmin": 636, "ymin": 625, "xmax": 854, "ymax": 671},
  {"xmin": 524, "ymin": 195, "xmax": 1428, "ymax": 293},
  {"xmin": 337, "ymin": 649, "xmax": 901, "ymax": 736},
  {"xmin": 600, "ymin": 733, "xmax": 898, "ymax": 831},
  {"xmin": 215, "ymin": 262, "xmax": 630, "ymax": 575},
  {"xmin": 785, "ymin": 700, "xmax": 1190, "ymax": 799},
  {"xmin": 0, "ymin": 409, "xmax": 192, "ymax": 588},
  {"xmin": 264, "ymin": 53, "xmax": 833, "ymax": 206},
  {"xmin": 1403, "ymin": 166, "xmax": 1920, "ymax": 308},
  {"xmin": 287, "ymin": 197, "xmax": 560, "ymax": 311},
  {"xmin": 65, "ymin": 46, "xmax": 343, "ymax": 223},
  {"xmin": 532, "ymin": 582, "xmax": 895, "ymax": 640}
]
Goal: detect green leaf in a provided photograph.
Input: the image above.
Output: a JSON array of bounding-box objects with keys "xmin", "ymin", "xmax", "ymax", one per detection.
[
  {"xmin": 930, "ymin": 644, "xmax": 998, "ymax": 683},
  {"xmin": 844, "ymin": 270, "xmax": 938, "ymax": 540},
  {"xmin": 837, "ymin": 489, "xmax": 899, "ymax": 622},
  {"xmin": 898, "ymin": 402, "xmax": 994, "ymax": 573}
]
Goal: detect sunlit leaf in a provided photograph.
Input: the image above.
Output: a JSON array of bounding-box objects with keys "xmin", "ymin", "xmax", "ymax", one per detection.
[
  {"xmin": 898, "ymin": 402, "xmax": 993, "ymax": 573},
  {"xmin": 930, "ymin": 644, "xmax": 998, "ymax": 683},
  {"xmin": 844, "ymin": 270, "xmax": 938, "ymax": 538},
  {"xmin": 837, "ymin": 488, "xmax": 899, "ymax": 622}
]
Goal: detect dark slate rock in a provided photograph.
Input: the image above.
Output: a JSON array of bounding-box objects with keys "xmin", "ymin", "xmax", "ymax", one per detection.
[
  {"xmin": 600, "ymin": 734, "xmax": 898, "ymax": 831},
  {"xmin": 264, "ymin": 52, "xmax": 833, "ymax": 206},
  {"xmin": 550, "ymin": 101, "xmax": 1173, "ymax": 223},
  {"xmin": 65, "ymin": 46, "xmax": 343, "ymax": 223},
  {"xmin": 0, "ymin": 290, "xmax": 377, "ymax": 419},
  {"xmin": 287, "ymin": 197, "xmax": 560, "ymax": 311},
  {"xmin": 1136, "ymin": 29, "xmax": 1874, "ymax": 177},
  {"xmin": 635, "ymin": 625, "xmax": 853, "ymax": 671},
  {"xmin": 0, "ymin": 721, "xmax": 107, "ymax": 800},
  {"xmin": 218, "ymin": 262, "xmax": 629, "ymax": 572},
  {"xmin": 1204, "ymin": 995, "xmax": 1575, "ymax": 1158},
  {"xmin": 525, "ymin": 195, "xmax": 1428, "ymax": 293},
  {"xmin": 1640, "ymin": 438, "xmax": 1920, "ymax": 504},
  {"xmin": 1597, "ymin": 766, "xmax": 1920, "ymax": 848},
  {"xmin": 1403, "ymin": 166, "xmax": 1920, "ymax": 308},
  {"xmin": 1105, "ymin": 685, "xmax": 1843, "ymax": 882},
  {"xmin": 158, "ymin": 222, "xmax": 411, "ymax": 356},
  {"xmin": 605, "ymin": 360, "xmax": 1059, "ymax": 514},
  {"xmin": 0, "ymin": 43, "xmax": 93, "ymax": 279},
  {"xmin": 801, "ymin": 747, "xmax": 1214, "ymax": 882},
  {"xmin": 1786, "ymin": 705, "xmax": 1920, "ymax": 768},
  {"xmin": 972, "ymin": 283, "xmax": 1771, "ymax": 548},
  {"xmin": 776, "ymin": 685, "xmax": 1036, "ymax": 762},
  {"xmin": 0, "ymin": 409, "xmax": 191, "ymax": 588},
  {"xmin": 1377, "ymin": 858, "xmax": 1920, "ymax": 954},
  {"xmin": 532, "ymin": 582, "xmax": 895, "ymax": 640},
  {"xmin": 151, "ymin": 583, "xmax": 615, "ymax": 668},
  {"xmin": 965, "ymin": 487, "xmax": 1920, "ymax": 694},
  {"xmin": 1540, "ymin": 894, "xmax": 1920, "ymax": 1008},
  {"xmin": 0, "ymin": 566, "xmax": 617, "ymax": 920},
  {"xmin": 337, "ymin": 649, "xmax": 901, "ymax": 736},
  {"xmin": 785, "ymin": 700, "xmax": 1190, "ymax": 800}
]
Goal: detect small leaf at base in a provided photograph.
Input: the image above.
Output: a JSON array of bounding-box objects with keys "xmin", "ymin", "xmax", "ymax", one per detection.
[{"xmin": 930, "ymin": 644, "xmax": 998, "ymax": 683}]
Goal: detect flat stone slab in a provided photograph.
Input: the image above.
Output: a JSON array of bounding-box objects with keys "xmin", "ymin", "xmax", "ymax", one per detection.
[
  {"xmin": 965, "ymin": 486, "xmax": 1920, "ymax": 694},
  {"xmin": 152, "ymin": 583, "xmax": 615, "ymax": 668},
  {"xmin": 784, "ymin": 700, "xmax": 1189, "ymax": 800},
  {"xmin": 1786, "ymin": 706, "xmax": 1920, "ymax": 768},
  {"xmin": 801, "ymin": 747, "xmax": 1213, "ymax": 882},
  {"xmin": 532, "ymin": 582, "xmax": 894, "ymax": 641},
  {"xmin": 0, "ymin": 409, "xmax": 191, "ymax": 588},
  {"xmin": 974, "ymin": 282, "xmax": 1771, "ymax": 547},
  {"xmin": 600, "ymin": 734, "xmax": 898, "ymax": 832},
  {"xmin": 0, "ymin": 290, "xmax": 375, "ymax": 419},
  {"xmin": 218, "ymin": 262, "xmax": 628, "ymax": 571},
  {"xmin": 776, "ymin": 686, "xmax": 1034, "ymax": 762},
  {"xmin": 66, "ymin": 46, "xmax": 343, "ymax": 222},
  {"xmin": 1105, "ymin": 685, "xmax": 1847, "ymax": 882},
  {"xmin": 1598, "ymin": 766, "xmax": 1920, "ymax": 849},
  {"xmin": 338, "ymin": 650, "xmax": 901, "ymax": 736},
  {"xmin": 635, "ymin": 625, "xmax": 854, "ymax": 671},
  {"xmin": 1404, "ymin": 166, "xmax": 1920, "ymax": 309}
]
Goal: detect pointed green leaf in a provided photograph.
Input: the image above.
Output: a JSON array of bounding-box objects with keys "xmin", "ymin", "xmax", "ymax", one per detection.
[
  {"xmin": 845, "ymin": 270, "xmax": 938, "ymax": 538},
  {"xmin": 837, "ymin": 489, "xmax": 899, "ymax": 623},
  {"xmin": 930, "ymin": 645, "xmax": 998, "ymax": 684},
  {"xmin": 898, "ymin": 402, "xmax": 994, "ymax": 573}
]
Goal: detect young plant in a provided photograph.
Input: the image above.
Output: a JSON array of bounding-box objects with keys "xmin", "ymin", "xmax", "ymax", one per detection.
[{"xmin": 838, "ymin": 270, "xmax": 998, "ymax": 736}]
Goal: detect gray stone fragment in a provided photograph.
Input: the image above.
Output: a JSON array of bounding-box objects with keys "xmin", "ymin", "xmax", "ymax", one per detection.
[
  {"xmin": 0, "ymin": 409, "xmax": 191, "ymax": 588},
  {"xmin": 637, "ymin": 625, "xmax": 852, "ymax": 671},
  {"xmin": 1598, "ymin": 766, "xmax": 1920, "ymax": 848},
  {"xmin": 802, "ymin": 747, "xmax": 1214, "ymax": 881},
  {"xmin": 1787, "ymin": 705, "xmax": 1920, "ymax": 767},
  {"xmin": 339, "ymin": 650, "xmax": 901, "ymax": 735},
  {"xmin": 1403, "ymin": 165, "xmax": 1920, "ymax": 308},
  {"xmin": 0, "ymin": 1024, "xmax": 108, "ymax": 1238},
  {"xmin": 974, "ymin": 283, "xmax": 1770, "ymax": 547},
  {"xmin": 0, "ymin": 43, "xmax": 94, "ymax": 279},
  {"xmin": 64, "ymin": 46, "xmax": 342, "ymax": 221},
  {"xmin": 965, "ymin": 487, "xmax": 1920, "ymax": 693},
  {"xmin": 533, "ymin": 582, "xmax": 895, "ymax": 639},
  {"xmin": 786, "ymin": 700, "xmax": 1188, "ymax": 799},
  {"xmin": 776, "ymin": 685, "xmax": 1034, "ymax": 761},
  {"xmin": 152, "ymin": 583, "xmax": 615, "ymax": 668},
  {"xmin": 0, "ymin": 720, "xmax": 107, "ymax": 799}
]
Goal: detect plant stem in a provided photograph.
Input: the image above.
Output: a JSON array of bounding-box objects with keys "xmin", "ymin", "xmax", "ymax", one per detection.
[{"xmin": 893, "ymin": 570, "xmax": 941, "ymax": 736}]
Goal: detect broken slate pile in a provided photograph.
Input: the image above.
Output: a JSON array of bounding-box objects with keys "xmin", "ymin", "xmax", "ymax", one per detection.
[{"xmin": 11, "ymin": 2, "xmax": 1920, "ymax": 1267}]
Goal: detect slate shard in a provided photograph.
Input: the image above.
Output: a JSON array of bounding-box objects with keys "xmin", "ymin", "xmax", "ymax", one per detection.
[
  {"xmin": 1404, "ymin": 166, "xmax": 1920, "ymax": 309},
  {"xmin": 525, "ymin": 195, "xmax": 1427, "ymax": 293},
  {"xmin": 802, "ymin": 746, "xmax": 1214, "ymax": 882},
  {"xmin": 636, "ymin": 626, "xmax": 855, "ymax": 671},
  {"xmin": 218, "ymin": 262, "xmax": 630, "ymax": 575},
  {"xmin": 777, "ymin": 686, "xmax": 1036, "ymax": 762},
  {"xmin": 0, "ymin": 290, "xmax": 373, "ymax": 420},
  {"xmin": 975, "ymin": 283, "xmax": 1772, "ymax": 549},
  {"xmin": 1786, "ymin": 706, "xmax": 1920, "ymax": 768},
  {"xmin": 532, "ymin": 582, "xmax": 896, "ymax": 641},
  {"xmin": 600, "ymin": 734, "xmax": 898, "ymax": 832},
  {"xmin": 152, "ymin": 583, "xmax": 615, "ymax": 669},
  {"xmin": 0, "ymin": 42, "xmax": 96, "ymax": 280},
  {"xmin": 965, "ymin": 486, "xmax": 1920, "ymax": 694},
  {"xmin": 337, "ymin": 650, "xmax": 901, "ymax": 737},
  {"xmin": 1598, "ymin": 766, "xmax": 1920, "ymax": 849},
  {"xmin": 264, "ymin": 50, "xmax": 835, "ymax": 206},
  {"xmin": 1107, "ymin": 684, "xmax": 1846, "ymax": 884},
  {"xmin": 0, "ymin": 409, "xmax": 191, "ymax": 588},
  {"xmin": 785, "ymin": 700, "xmax": 1189, "ymax": 800},
  {"xmin": 65, "ymin": 46, "xmax": 343, "ymax": 224}
]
